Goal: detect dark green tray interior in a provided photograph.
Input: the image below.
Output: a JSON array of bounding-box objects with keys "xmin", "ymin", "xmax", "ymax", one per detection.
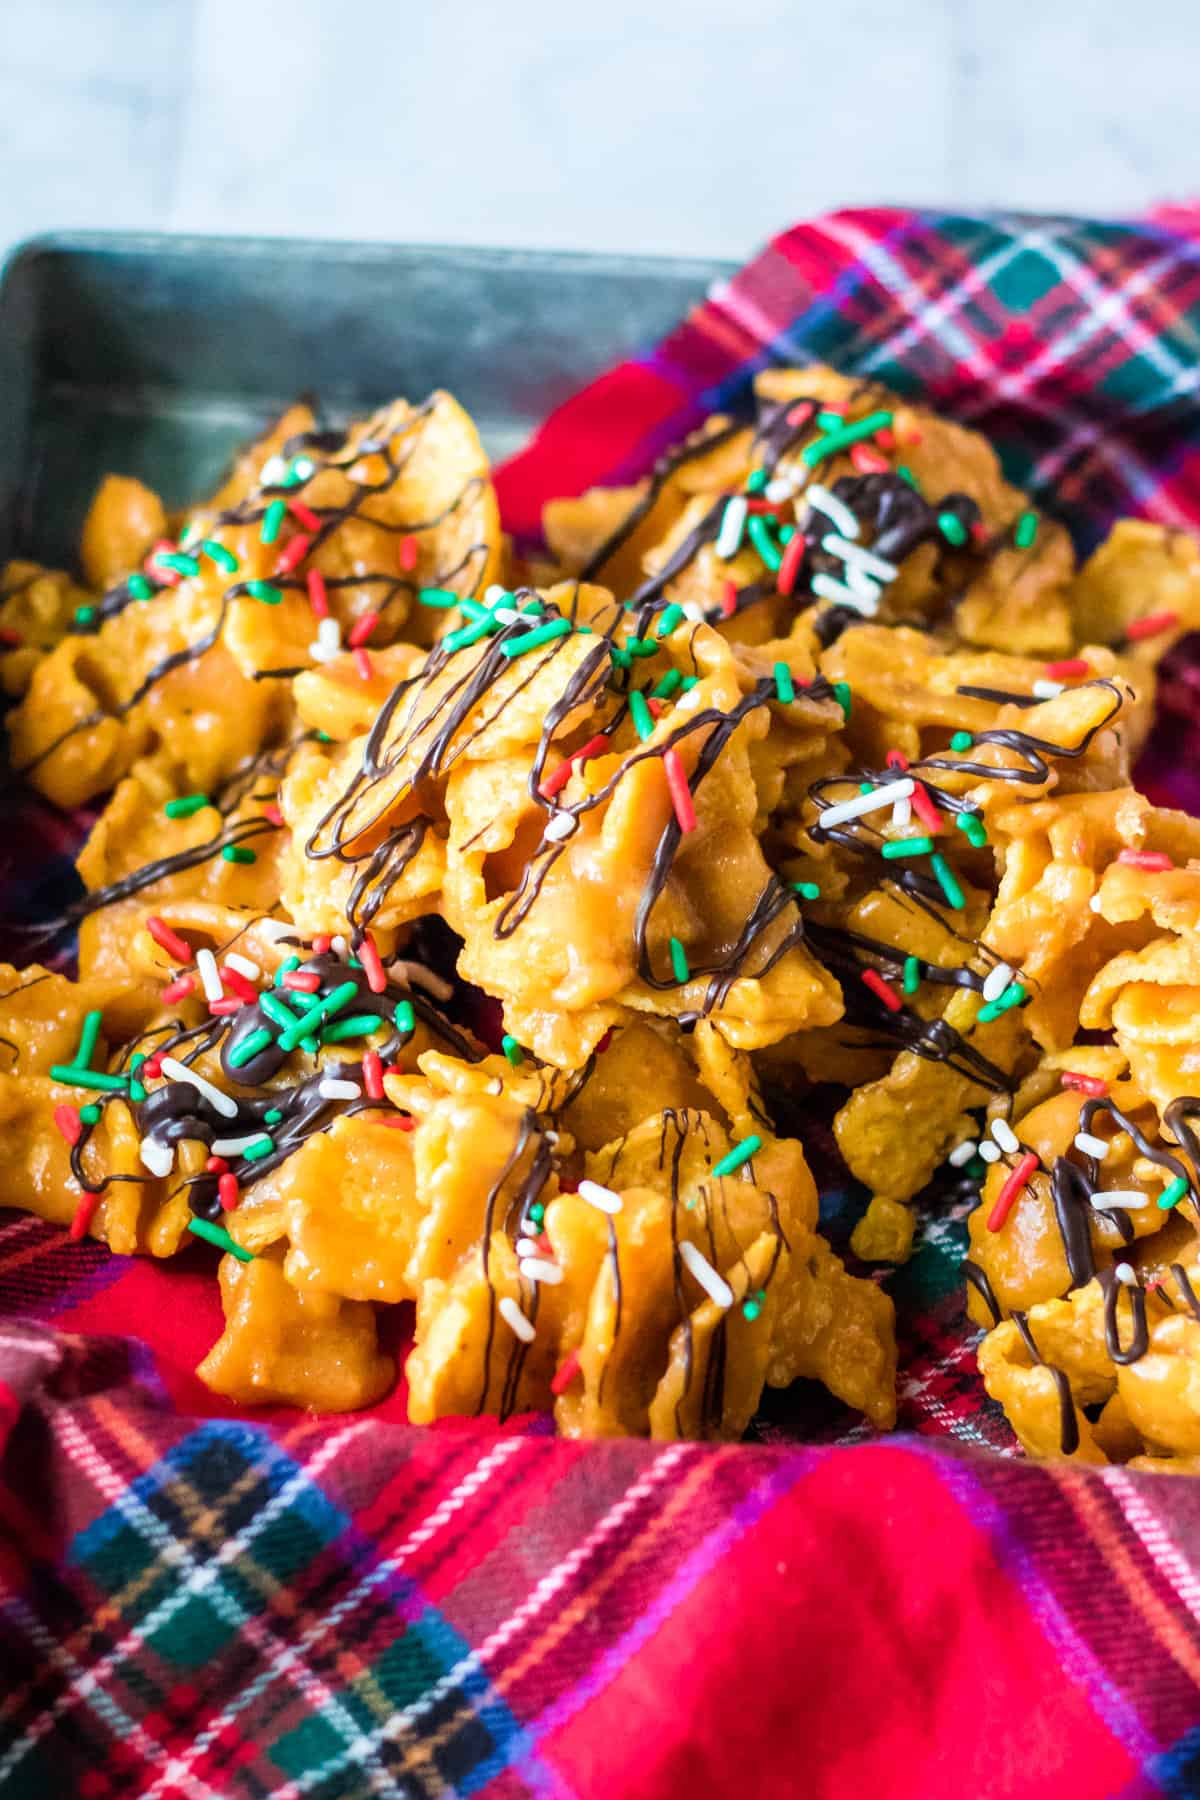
[{"xmin": 0, "ymin": 234, "xmax": 730, "ymax": 570}]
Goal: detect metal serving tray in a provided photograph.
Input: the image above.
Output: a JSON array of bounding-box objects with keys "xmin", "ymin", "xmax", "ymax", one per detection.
[{"xmin": 0, "ymin": 233, "xmax": 732, "ymax": 571}]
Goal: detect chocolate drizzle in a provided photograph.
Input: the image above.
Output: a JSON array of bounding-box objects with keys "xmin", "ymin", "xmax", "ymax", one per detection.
[{"xmin": 1012, "ymin": 1310, "xmax": 1079, "ymax": 1455}]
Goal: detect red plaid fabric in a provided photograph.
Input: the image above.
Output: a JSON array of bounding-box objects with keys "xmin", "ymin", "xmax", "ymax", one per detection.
[{"xmin": 5, "ymin": 210, "xmax": 1200, "ymax": 1797}]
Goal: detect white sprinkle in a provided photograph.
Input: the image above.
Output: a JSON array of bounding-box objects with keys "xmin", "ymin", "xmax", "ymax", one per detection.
[
  {"xmin": 543, "ymin": 811, "xmax": 577, "ymax": 842},
  {"xmin": 844, "ymin": 564, "xmax": 883, "ymax": 605},
  {"xmin": 388, "ymin": 959, "xmax": 454, "ymax": 1001},
  {"xmin": 805, "ymin": 483, "xmax": 860, "ymax": 539},
  {"xmin": 1033, "ymin": 679, "xmax": 1064, "ymax": 700},
  {"xmin": 948, "ymin": 1140, "xmax": 978, "ymax": 1167},
  {"xmin": 678, "ymin": 1240, "xmax": 734, "ymax": 1309},
  {"xmin": 522, "ymin": 1257, "xmax": 563, "ymax": 1286},
  {"xmin": 484, "ymin": 584, "xmax": 508, "ymax": 605},
  {"xmin": 982, "ymin": 963, "xmax": 1014, "ymax": 1004},
  {"xmin": 492, "ymin": 607, "xmax": 520, "ymax": 624},
  {"xmin": 290, "ymin": 457, "xmax": 315, "ymax": 481},
  {"xmin": 139, "ymin": 1136, "xmax": 175, "ymax": 1179},
  {"xmin": 309, "ymin": 639, "xmax": 338, "ymax": 664},
  {"xmin": 1089, "ymin": 894, "xmax": 1104, "ymax": 913},
  {"xmin": 818, "ymin": 778, "xmax": 914, "ymax": 831},
  {"xmin": 891, "ymin": 796, "xmax": 912, "ymax": 830},
  {"xmin": 195, "ymin": 948, "xmax": 223, "ymax": 1004},
  {"xmin": 764, "ymin": 476, "xmax": 796, "ymax": 503},
  {"xmin": 211, "ymin": 1132, "xmax": 272, "ymax": 1157},
  {"xmin": 318, "ymin": 1079, "xmax": 362, "ymax": 1101},
  {"xmin": 225, "ymin": 953, "xmax": 261, "ymax": 981},
  {"xmin": 1115, "ymin": 1262, "xmax": 1139, "ymax": 1286},
  {"xmin": 1090, "ymin": 1189, "xmax": 1151, "ymax": 1211},
  {"xmin": 259, "ymin": 454, "xmax": 286, "ymax": 487},
  {"xmin": 821, "ymin": 534, "xmax": 898, "ymax": 581},
  {"xmin": 499, "ymin": 1296, "xmax": 536, "ymax": 1343},
  {"xmin": 260, "ymin": 919, "xmax": 296, "ymax": 945},
  {"xmin": 515, "ymin": 1237, "xmax": 540, "ymax": 1259},
  {"xmin": 331, "ymin": 935, "xmax": 349, "ymax": 959},
  {"xmin": 682, "ymin": 601, "xmax": 707, "ymax": 624},
  {"xmin": 318, "ymin": 617, "xmax": 342, "ymax": 653},
  {"xmin": 578, "ymin": 1179, "xmax": 623, "ymax": 1214},
  {"xmin": 810, "ymin": 571, "xmax": 878, "ymax": 614},
  {"xmin": 715, "ymin": 495, "xmax": 748, "ymax": 560},
  {"xmin": 991, "ymin": 1118, "xmax": 1020, "ymax": 1154},
  {"xmin": 1074, "ymin": 1132, "xmax": 1110, "ymax": 1160},
  {"xmin": 979, "ymin": 1141, "xmax": 1002, "ymax": 1164},
  {"xmin": 157, "ymin": 1055, "xmax": 239, "ymax": 1120}
]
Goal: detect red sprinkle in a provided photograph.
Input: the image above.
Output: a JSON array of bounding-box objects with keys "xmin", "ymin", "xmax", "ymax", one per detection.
[
  {"xmin": 776, "ymin": 529, "xmax": 807, "ymax": 597},
  {"xmin": 786, "ymin": 401, "xmax": 815, "ymax": 427},
  {"xmin": 538, "ymin": 734, "xmax": 608, "ymax": 800},
  {"xmin": 283, "ymin": 970, "xmax": 321, "ymax": 993},
  {"xmin": 275, "ymin": 533, "xmax": 311, "ymax": 575},
  {"xmin": 289, "ymin": 499, "xmax": 322, "ymax": 533},
  {"xmin": 69, "ymin": 1193, "xmax": 101, "ymax": 1241},
  {"xmin": 1045, "ymin": 657, "xmax": 1092, "ymax": 679},
  {"xmin": 1117, "ymin": 849, "xmax": 1174, "ymax": 871},
  {"xmin": 142, "ymin": 1056, "xmax": 163, "ymax": 1081},
  {"xmin": 208, "ymin": 998, "xmax": 241, "ymax": 1016},
  {"xmin": 987, "ymin": 1151, "xmax": 1039, "ymax": 1233},
  {"xmin": 218, "ymin": 1173, "xmax": 240, "ymax": 1212},
  {"xmin": 596, "ymin": 1028, "xmax": 614, "ymax": 1055},
  {"xmin": 205, "ymin": 1155, "xmax": 229, "ymax": 1175},
  {"xmin": 861, "ymin": 968, "xmax": 902, "ymax": 1013},
  {"xmin": 1061, "ymin": 1071, "xmax": 1109, "ymax": 1097},
  {"xmin": 1126, "ymin": 609, "xmax": 1178, "ymax": 642},
  {"xmin": 646, "ymin": 696, "xmax": 664, "ymax": 719},
  {"xmin": 146, "ymin": 916, "xmax": 192, "ymax": 964},
  {"xmin": 362, "ymin": 1050, "xmax": 385, "ymax": 1100},
  {"xmin": 720, "ymin": 579, "xmax": 739, "ymax": 618},
  {"xmin": 399, "ymin": 534, "xmax": 419, "ymax": 572},
  {"xmin": 312, "ymin": 934, "xmax": 332, "ymax": 954},
  {"xmin": 910, "ymin": 783, "xmax": 943, "ymax": 832},
  {"xmin": 307, "ymin": 568, "xmax": 329, "ymax": 618},
  {"xmin": 359, "ymin": 935, "xmax": 387, "ymax": 995},
  {"xmin": 663, "ymin": 748, "xmax": 696, "ymax": 834},
  {"xmin": 353, "ymin": 647, "xmax": 373, "ymax": 682},
  {"xmin": 220, "ymin": 965, "xmax": 259, "ymax": 1005},
  {"xmin": 54, "ymin": 1105, "xmax": 82, "ymax": 1148},
  {"xmin": 874, "ymin": 426, "xmax": 896, "ymax": 450},
  {"xmin": 263, "ymin": 803, "xmax": 284, "ymax": 828},
  {"xmin": 850, "ymin": 443, "xmax": 891, "ymax": 475},
  {"xmin": 348, "ymin": 610, "xmax": 380, "ymax": 649},
  {"xmin": 145, "ymin": 539, "xmax": 181, "ymax": 585},
  {"xmin": 551, "ymin": 1348, "xmax": 582, "ymax": 1396},
  {"xmin": 380, "ymin": 1114, "xmax": 415, "ymax": 1131},
  {"xmin": 885, "ymin": 749, "xmax": 910, "ymax": 771},
  {"xmin": 160, "ymin": 972, "xmax": 197, "ymax": 1005}
]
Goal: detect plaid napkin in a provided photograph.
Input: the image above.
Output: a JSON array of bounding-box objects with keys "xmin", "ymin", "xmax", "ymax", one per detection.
[{"xmin": 4, "ymin": 209, "xmax": 1200, "ymax": 1799}]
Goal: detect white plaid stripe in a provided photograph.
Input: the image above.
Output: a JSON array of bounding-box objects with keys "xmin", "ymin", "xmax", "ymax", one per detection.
[
  {"xmin": 146, "ymin": 1434, "xmax": 528, "ymax": 1800},
  {"xmin": 1104, "ymin": 1470, "xmax": 1200, "ymax": 1622}
]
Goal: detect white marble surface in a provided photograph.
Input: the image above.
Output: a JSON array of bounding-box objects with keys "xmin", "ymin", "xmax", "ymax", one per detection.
[{"xmin": 2, "ymin": 0, "xmax": 1198, "ymax": 263}]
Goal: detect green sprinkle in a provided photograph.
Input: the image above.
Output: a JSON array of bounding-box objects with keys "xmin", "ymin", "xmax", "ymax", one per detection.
[
  {"xmin": 1015, "ymin": 510, "xmax": 1039, "ymax": 550},
  {"xmin": 456, "ymin": 596, "xmax": 491, "ymax": 622},
  {"xmin": 419, "ymin": 587, "xmax": 462, "ymax": 608},
  {"xmin": 70, "ymin": 1010, "xmax": 103, "ymax": 1072},
  {"xmin": 259, "ymin": 991, "xmax": 317, "ymax": 1053},
  {"xmin": 276, "ymin": 980, "xmax": 360, "ymax": 1053},
  {"xmin": 188, "ymin": 1218, "xmax": 254, "ymax": 1262},
  {"xmin": 965, "ymin": 1156, "xmax": 987, "ymax": 1180},
  {"xmin": 656, "ymin": 604, "xmax": 685, "ymax": 637},
  {"xmin": 681, "ymin": 675, "xmax": 699, "ymax": 692},
  {"xmin": 859, "ymin": 781, "xmax": 874, "ymax": 795},
  {"xmin": 773, "ymin": 662, "xmax": 795, "ymax": 704},
  {"xmin": 626, "ymin": 637, "xmax": 659, "ymax": 659},
  {"xmin": 442, "ymin": 615, "xmax": 497, "ymax": 654},
  {"xmin": 792, "ymin": 881, "xmax": 821, "ymax": 901},
  {"xmin": 742, "ymin": 1299, "xmax": 762, "ymax": 1321},
  {"xmin": 260, "ymin": 499, "xmax": 287, "ymax": 545},
  {"xmin": 275, "ymin": 955, "xmax": 301, "ymax": 986},
  {"xmin": 74, "ymin": 605, "xmax": 97, "ymax": 628},
  {"xmin": 165, "ymin": 794, "xmax": 209, "ymax": 820},
  {"xmin": 930, "ymin": 852, "xmax": 966, "ymax": 911},
  {"xmin": 629, "ymin": 689, "xmax": 655, "ymax": 742},
  {"xmin": 745, "ymin": 468, "xmax": 768, "ymax": 494},
  {"xmin": 976, "ymin": 982, "xmax": 1028, "ymax": 1025},
  {"xmin": 245, "ymin": 580, "xmax": 282, "ymax": 605},
  {"xmin": 242, "ymin": 1134, "xmax": 275, "ymax": 1162},
  {"xmin": 1159, "ymin": 1176, "xmax": 1190, "ymax": 1210},
  {"xmin": 800, "ymin": 410, "xmax": 893, "ymax": 467},
  {"xmin": 499, "ymin": 617, "xmax": 572, "ymax": 660},
  {"xmin": 816, "ymin": 411, "xmax": 846, "ymax": 430},
  {"xmin": 321, "ymin": 1015, "xmax": 381, "ymax": 1043},
  {"xmin": 227, "ymin": 1028, "xmax": 273, "ymax": 1069},
  {"xmin": 609, "ymin": 644, "xmax": 632, "ymax": 670},
  {"xmin": 221, "ymin": 845, "xmax": 257, "ymax": 865},
  {"xmin": 903, "ymin": 955, "xmax": 921, "ymax": 995},
  {"xmin": 882, "ymin": 835, "xmax": 934, "ymax": 860},
  {"xmin": 394, "ymin": 1000, "xmax": 415, "ymax": 1034},
  {"xmin": 317, "ymin": 730, "xmax": 333, "ymax": 743},
  {"xmin": 651, "ymin": 669, "xmax": 683, "ymax": 700},
  {"xmin": 956, "ymin": 811, "xmax": 988, "ymax": 847},
  {"xmin": 201, "ymin": 539, "xmax": 239, "ymax": 574},
  {"xmin": 938, "ymin": 512, "xmax": 968, "ymax": 547},
  {"xmin": 529, "ymin": 1201, "xmax": 545, "ymax": 1225},
  {"xmin": 502, "ymin": 1034, "xmax": 524, "ymax": 1067},
  {"xmin": 950, "ymin": 731, "xmax": 974, "ymax": 752},
  {"xmin": 79, "ymin": 1104, "xmax": 102, "ymax": 1127},
  {"xmin": 747, "ymin": 514, "xmax": 782, "ymax": 572},
  {"xmin": 832, "ymin": 681, "xmax": 852, "ymax": 718},
  {"xmin": 158, "ymin": 551, "xmax": 201, "ymax": 578},
  {"xmin": 127, "ymin": 574, "xmax": 154, "ymax": 600},
  {"xmin": 778, "ymin": 524, "xmax": 795, "ymax": 544},
  {"xmin": 896, "ymin": 465, "xmax": 919, "ymax": 489},
  {"xmin": 263, "ymin": 1107, "xmax": 283, "ymax": 1126},
  {"xmin": 669, "ymin": 936, "xmax": 690, "ymax": 983},
  {"xmin": 50, "ymin": 1066, "xmax": 127, "ymax": 1092},
  {"xmin": 711, "ymin": 1135, "xmax": 762, "ymax": 1179},
  {"xmin": 129, "ymin": 1053, "xmax": 147, "ymax": 1104}
]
